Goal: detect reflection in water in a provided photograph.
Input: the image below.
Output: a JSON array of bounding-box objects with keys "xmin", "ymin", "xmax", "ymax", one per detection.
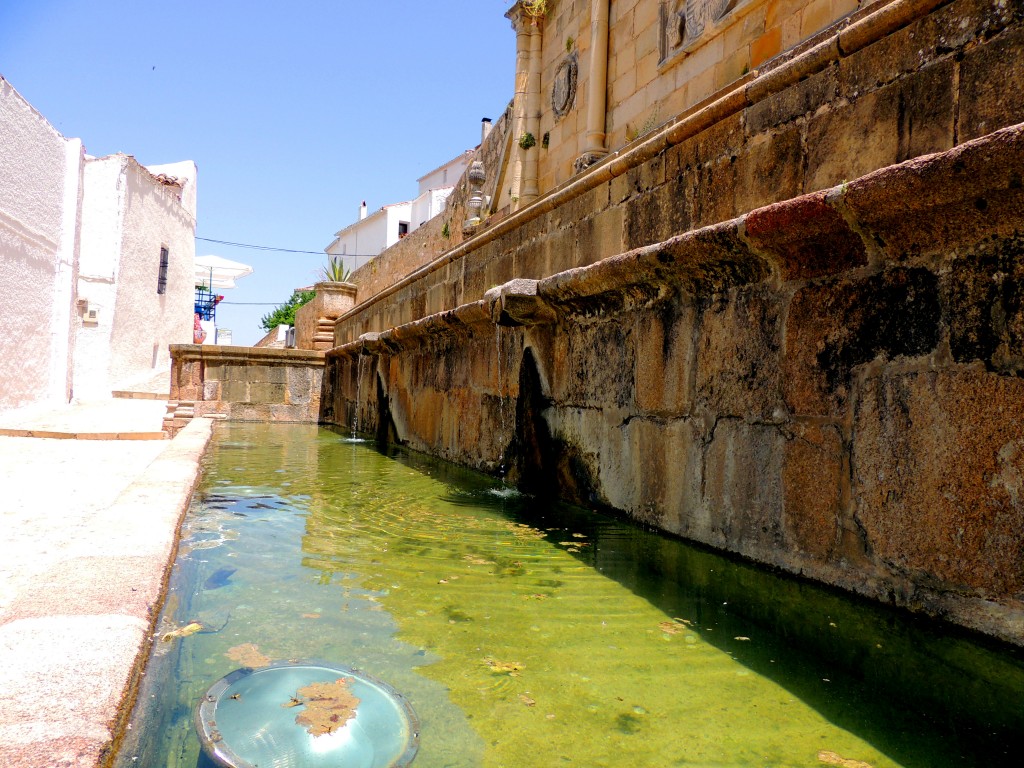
[{"xmin": 116, "ymin": 423, "xmax": 1024, "ymax": 768}]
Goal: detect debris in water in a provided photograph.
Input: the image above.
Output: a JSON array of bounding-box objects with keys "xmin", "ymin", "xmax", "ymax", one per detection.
[
  {"xmin": 484, "ymin": 658, "xmax": 524, "ymax": 676},
  {"xmin": 734, "ymin": 636, "xmax": 751, "ymax": 641},
  {"xmin": 291, "ymin": 678, "xmax": 361, "ymax": 737},
  {"xmin": 519, "ymin": 694, "xmax": 536, "ymax": 707},
  {"xmin": 658, "ymin": 618, "xmax": 692, "ymax": 635},
  {"xmin": 161, "ymin": 622, "xmax": 204, "ymax": 642},
  {"xmin": 302, "ymin": 613, "xmax": 321, "ymax": 619},
  {"xmin": 226, "ymin": 643, "xmax": 271, "ymax": 668},
  {"xmin": 817, "ymin": 751, "xmax": 874, "ymax": 768}
]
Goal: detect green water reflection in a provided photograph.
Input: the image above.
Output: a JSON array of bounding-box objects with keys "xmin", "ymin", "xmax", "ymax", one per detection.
[{"xmin": 117, "ymin": 423, "xmax": 1024, "ymax": 767}]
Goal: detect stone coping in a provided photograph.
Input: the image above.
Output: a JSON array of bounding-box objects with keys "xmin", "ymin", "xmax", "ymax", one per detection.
[
  {"xmin": 169, "ymin": 344, "xmax": 325, "ymax": 366},
  {"xmin": 331, "ymin": 120, "xmax": 1024, "ymax": 356},
  {"xmin": 334, "ymin": 0, "xmax": 950, "ymax": 330}
]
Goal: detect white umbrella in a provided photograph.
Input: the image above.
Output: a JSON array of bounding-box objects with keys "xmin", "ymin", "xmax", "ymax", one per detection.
[{"xmin": 194, "ymin": 254, "xmax": 254, "ymax": 289}]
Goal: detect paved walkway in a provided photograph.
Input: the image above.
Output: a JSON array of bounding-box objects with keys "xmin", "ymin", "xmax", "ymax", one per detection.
[{"xmin": 0, "ymin": 389, "xmax": 212, "ymax": 768}]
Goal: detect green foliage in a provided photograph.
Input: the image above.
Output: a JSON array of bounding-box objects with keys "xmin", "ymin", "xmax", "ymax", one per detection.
[
  {"xmin": 321, "ymin": 255, "xmax": 351, "ymax": 282},
  {"xmin": 442, "ymin": 221, "xmax": 451, "ymax": 239},
  {"xmin": 259, "ymin": 288, "xmax": 315, "ymax": 332},
  {"xmin": 519, "ymin": 132, "xmax": 537, "ymax": 150}
]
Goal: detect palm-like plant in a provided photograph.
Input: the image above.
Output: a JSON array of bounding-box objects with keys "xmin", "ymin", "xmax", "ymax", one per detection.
[{"xmin": 321, "ymin": 255, "xmax": 352, "ymax": 283}]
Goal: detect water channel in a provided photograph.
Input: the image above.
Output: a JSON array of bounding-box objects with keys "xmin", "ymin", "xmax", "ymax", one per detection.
[{"xmin": 116, "ymin": 422, "xmax": 1024, "ymax": 767}]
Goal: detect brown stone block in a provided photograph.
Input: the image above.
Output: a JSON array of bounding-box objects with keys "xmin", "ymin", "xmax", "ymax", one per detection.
[
  {"xmin": 252, "ymin": 381, "xmax": 289, "ymax": 404},
  {"xmin": 782, "ymin": 420, "xmax": 844, "ymax": 558},
  {"xmin": 842, "ymin": 123, "xmax": 1024, "ymax": 262},
  {"xmin": 743, "ymin": 190, "xmax": 868, "ymax": 280},
  {"xmin": 783, "ymin": 267, "xmax": 941, "ymax": 416},
  {"xmin": 751, "ymin": 25, "xmax": 783, "ymax": 67},
  {"xmin": 695, "ymin": 286, "xmax": 784, "ymax": 419},
  {"xmin": 562, "ymin": 320, "xmax": 635, "ymax": 408},
  {"xmin": 853, "ymin": 369, "xmax": 1024, "ymax": 596},
  {"xmin": 692, "ymin": 156, "xmax": 737, "ymax": 227},
  {"xmin": 623, "ymin": 177, "xmax": 693, "ymax": 249},
  {"xmin": 202, "ymin": 380, "xmax": 220, "ymax": 401},
  {"xmin": 543, "ymin": 226, "xmax": 578, "ymax": 275},
  {"xmin": 701, "ymin": 419, "xmax": 786, "ymax": 559},
  {"xmin": 744, "ymin": 63, "xmax": 838, "ymax": 135},
  {"xmin": 959, "ymin": 26, "xmax": 1024, "ymax": 142},
  {"xmin": 575, "ymin": 206, "xmax": 625, "ymax": 267},
  {"xmin": 805, "ymin": 59, "xmax": 955, "ymax": 193},
  {"xmin": 734, "ymin": 126, "xmax": 804, "ymax": 214},
  {"xmin": 634, "ymin": 300, "xmax": 696, "ymax": 414},
  {"xmin": 222, "ymin": 380, "xmax": 249, "ymax": 403}
]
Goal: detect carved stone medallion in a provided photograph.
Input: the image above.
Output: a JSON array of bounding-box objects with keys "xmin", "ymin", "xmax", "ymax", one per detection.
[{"xmin": 551, "ymin": 52, "xmax": 578, "ymax": 119}]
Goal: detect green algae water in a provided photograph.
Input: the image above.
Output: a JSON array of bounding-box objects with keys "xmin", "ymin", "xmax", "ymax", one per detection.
[{"xmin": 117, "ymin": 423, "xmax": 1024, "ymax": 767}]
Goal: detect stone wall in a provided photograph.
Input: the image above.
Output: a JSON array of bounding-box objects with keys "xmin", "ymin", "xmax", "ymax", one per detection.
[
  {"xmin": 163, "ymin": 345, "xmax": 324, "ymax": 436},
  {"xmin": 336, "ymin": 0, "xmax": 1024, "ymax": 346},
  {"xmin": 325, "ymin": 123, "xmax": 1024, "ymax": 645}
]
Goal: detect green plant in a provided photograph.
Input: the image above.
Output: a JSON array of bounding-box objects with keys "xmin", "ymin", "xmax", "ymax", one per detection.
[
  {"xmin": 519, "ymin": 132, "xmax": 537, "ymax": 150},
  {"xmin": 320, "ymin": 255, "xmax": 351, "ymax": 282},
  {"xmin": 542, "ymin": 131, "xmax": 550, "ymax": 149},
  {"xmin": 522, "ymin": 0, "xmax": 547, "ymax": 17},
  {"xmin": 565, "ymin": 35, "xmax": 574, "ymax": 52},
  {"xmin": 442, "ymin": 221, "xmax": 451, "ymax": 239},
  {"xmin": 259, "ymin": 288, "xmax": 315, "ymax": 332}
]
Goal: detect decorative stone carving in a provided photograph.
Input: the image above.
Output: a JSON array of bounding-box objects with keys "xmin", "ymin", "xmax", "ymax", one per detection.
[
  {"xmin": 660, "ymin": 0, "xmax": 739, "ymax": 62},
  {"xmin": 551, "ymin": 52, "xmax": 578, "ymax": 119},
  {"xmin": 573, "ymin": 152, "xmax": 604, "ymax": 175},
  {"xmin": 462, "ymin": 160, "xmax": 487, "ymax": 233}
]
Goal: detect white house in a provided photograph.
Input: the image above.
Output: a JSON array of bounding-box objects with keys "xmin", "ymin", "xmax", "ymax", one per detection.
[
  {"xmin": 0, "ymin": 76, "xmax": 198, "ymax": 411},
  {"xmin": 324, "ymin": 148, "xmax": 474, "ymax": 273}
]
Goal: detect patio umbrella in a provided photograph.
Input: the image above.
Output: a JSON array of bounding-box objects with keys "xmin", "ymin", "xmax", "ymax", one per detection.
[{"xmin": 194, "ymin": 254, "xmax": 253, "ymax": 289}]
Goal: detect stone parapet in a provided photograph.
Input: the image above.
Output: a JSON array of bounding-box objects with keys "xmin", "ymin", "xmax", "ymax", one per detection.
[{"xmin": 163, "ymin": 345, "xmax": 325, "ymax": 436}]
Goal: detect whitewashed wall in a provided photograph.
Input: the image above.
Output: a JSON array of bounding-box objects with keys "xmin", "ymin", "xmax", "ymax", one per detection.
[
  {"xmin": 0, "ymin": 77, "xmax": 82, "ymax": 411},
  {"xmin": 74, "ymin": 156, "xmax": 196, "ymax": 398}
]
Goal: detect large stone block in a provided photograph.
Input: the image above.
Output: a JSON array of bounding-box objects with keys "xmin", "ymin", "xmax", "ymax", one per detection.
[
  {"xmin": 959, "ymin": 25, "xmax": 1024, "ymax": 142},
  {"xmin": 853, "ymin": 369, "xmax": 1024, "ymax": 597},
  {"xmin": 805, "ymin": 59, "xmax": 955, "ymax": 193},
  {"xmin": 782, "ymin": 420, "xmax": 844, "ymax": 559},
  {"xmin": 560, "ymin": 320, "xmax": 635, "ymax": 408},
  {"xmin": 634, "ymin": 300, "xmax": 696, "ymax": 414},
  {"xmin": 743, "ymin": 190, "xmax": 868, "ymax": 280},
  {"xmin": 622, "ymin": 177, "xmax": 692, "ymax": 249},
  {"xmin": 744, "ymin": 62, "xmax": 838, "ymax": 134},
  {"xmin": 842, "ymin": 123, "xmax": 1024, "ymax": 262},
  {"xmin": 695, "ymin": 286, "xmax": 784, "ymax": 420},
  {"xmin": 700, "ymin": 419, "xmax": 786, "ymax": 560},
  {"xmin": 783, "ymin": 267, "xmax": 942, "ymax": 416},
  {"xmin": 733, "ymin": 125, "xmax": 804, "ymax": 214}
]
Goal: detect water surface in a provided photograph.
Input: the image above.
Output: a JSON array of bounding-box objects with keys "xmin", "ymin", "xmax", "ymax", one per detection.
[{"xmin": 116, "ymin": 423, "xmax": 1024, "ymax": 767}]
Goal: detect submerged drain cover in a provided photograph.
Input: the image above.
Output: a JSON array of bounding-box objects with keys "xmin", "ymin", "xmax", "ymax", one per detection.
[{"xmin": 196, "ymin": 661, "xmax": 419, "ymax": 768}]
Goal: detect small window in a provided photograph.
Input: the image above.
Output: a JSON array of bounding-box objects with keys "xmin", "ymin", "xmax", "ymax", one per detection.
[
  {"xmin": 157, "ymin": 246, "xmax": 169, "ymax": 294},
  {"xmin": 398, "ymin": 222, "xmax": 409, "ymax": 239}
]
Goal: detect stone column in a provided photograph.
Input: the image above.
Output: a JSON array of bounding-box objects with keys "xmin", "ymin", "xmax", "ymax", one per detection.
[
  {"xmin": 578, "ymin": 0, "xmax": 610, "ymax": 170},
  {"xmin": 521, "ymin": 13, "xmax": 544, "ymax": 204},
  {"xmin": 506, "ymin": 3, "xmax": 532, "ymax": 207}
]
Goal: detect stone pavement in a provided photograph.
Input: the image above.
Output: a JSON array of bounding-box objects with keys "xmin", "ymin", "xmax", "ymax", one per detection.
[{"xmin": 0, "ymin": 394, "xmax": 213, "ymax": 768}]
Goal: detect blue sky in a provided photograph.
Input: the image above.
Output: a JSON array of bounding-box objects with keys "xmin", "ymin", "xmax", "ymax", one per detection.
[{"xmin": 1, "ymin": 0, "xmax": 515, "ymax": 345}]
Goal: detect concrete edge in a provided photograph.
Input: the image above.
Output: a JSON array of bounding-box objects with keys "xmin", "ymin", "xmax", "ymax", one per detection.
[{"xmin": 97, "ymin": 417, "xmax": 215, "ymax": 767}]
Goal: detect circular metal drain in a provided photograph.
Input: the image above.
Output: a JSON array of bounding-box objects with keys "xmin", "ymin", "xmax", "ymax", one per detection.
[{"xmin": 196, "ymin": 661, "xmax": 419, "ymax": 767}]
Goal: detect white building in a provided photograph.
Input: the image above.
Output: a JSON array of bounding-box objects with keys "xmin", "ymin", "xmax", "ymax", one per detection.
[
  {"xmin": 325, "ymin": 149, "xmax": 474, "ymax": 272},
  {"xmin": 0, "ymin": 76, "xmax": 198, "ymax": 411}
]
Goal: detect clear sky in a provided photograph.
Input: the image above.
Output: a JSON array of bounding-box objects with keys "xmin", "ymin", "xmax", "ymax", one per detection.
[{"xmin": 1, "ymin": 0, "xmax": 515, "ymax": 345}]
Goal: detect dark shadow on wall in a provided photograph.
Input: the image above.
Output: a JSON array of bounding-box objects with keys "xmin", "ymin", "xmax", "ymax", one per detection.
[{"xmin": 509, "ymin": 347, "xmax": 599, "ymax": 505}]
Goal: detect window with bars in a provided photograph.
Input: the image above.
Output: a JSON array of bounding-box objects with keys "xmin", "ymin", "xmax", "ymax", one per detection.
[{"xmin": 157, "ymin": 246, "xmax": 169, "ymax": 294}]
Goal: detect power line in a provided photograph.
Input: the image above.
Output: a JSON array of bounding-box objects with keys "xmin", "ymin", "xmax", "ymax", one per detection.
[{"xmin": 196, "ymin": 236, "xmax": 379, "ymax": 259}]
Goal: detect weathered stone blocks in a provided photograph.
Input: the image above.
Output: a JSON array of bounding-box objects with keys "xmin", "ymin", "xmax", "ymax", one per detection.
[{"xmin": 853, "ymin": 369, "xmax": 1024, "ymax": 597}]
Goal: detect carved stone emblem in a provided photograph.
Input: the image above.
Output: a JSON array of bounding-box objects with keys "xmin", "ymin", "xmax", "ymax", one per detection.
[
  {"xmin": 660, "ymin": 0, "xmax": 739, "ymax": 62},
  {"xmin": 551, "ymin": 52, "xmax": 578, "ymax": 119}
]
